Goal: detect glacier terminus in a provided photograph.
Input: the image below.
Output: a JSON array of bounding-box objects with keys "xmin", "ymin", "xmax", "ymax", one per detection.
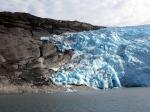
[{"xmin": 41, "ymin": 25, "xmax": 150, "ymax": 89}]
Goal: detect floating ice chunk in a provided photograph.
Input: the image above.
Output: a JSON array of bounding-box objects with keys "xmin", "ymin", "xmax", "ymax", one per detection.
[
  {"xmin": 40, "ymin": 37, "xmax": 50, "ymax": 41},
  {"xmin": 64, "ymin": 88, "xmax": 77, "ymax": 92}
]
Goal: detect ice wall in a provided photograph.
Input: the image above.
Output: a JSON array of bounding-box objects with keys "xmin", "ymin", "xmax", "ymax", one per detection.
[{"xmin": 47, "ymin": 25, "xmax": 150, "ymax": 89}]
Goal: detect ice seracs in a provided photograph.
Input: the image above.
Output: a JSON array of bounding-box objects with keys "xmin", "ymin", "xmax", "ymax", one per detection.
[{"xmin": 45, "ymin": 25, "xmax": 150, "ymax": 89}]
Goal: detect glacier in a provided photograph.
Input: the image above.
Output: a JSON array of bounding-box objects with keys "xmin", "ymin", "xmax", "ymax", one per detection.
[{"xmin": 44, "ymin": 25, "xmax": 150, "ymax": 89}]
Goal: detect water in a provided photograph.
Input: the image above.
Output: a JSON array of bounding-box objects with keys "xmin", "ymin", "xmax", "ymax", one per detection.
[
  {"xmin": 41, "ymin": 25, "xmax": 150, "ymax": 89},
  {"xmin": 0, "ymin": 88, "xmax": 150, "ymax": 112}
]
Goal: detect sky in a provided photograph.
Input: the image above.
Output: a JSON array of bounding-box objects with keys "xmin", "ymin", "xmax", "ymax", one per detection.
[{"xmin": 0, "ymin": 0, "xmax": 150, "ymax": 26}]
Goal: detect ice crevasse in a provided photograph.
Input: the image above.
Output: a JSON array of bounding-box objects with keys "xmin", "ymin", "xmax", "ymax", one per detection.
[{"xmin": 42, "ymin": 25, "xmax": 150, "ymax": 89}]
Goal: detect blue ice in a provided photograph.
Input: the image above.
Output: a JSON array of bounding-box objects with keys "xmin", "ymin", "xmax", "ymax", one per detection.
[{"xmin": 46, "ymin": 25, "xmax": 150, "ymax": 89}]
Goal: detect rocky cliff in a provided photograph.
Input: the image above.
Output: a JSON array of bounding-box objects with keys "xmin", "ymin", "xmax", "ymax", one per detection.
[{"xmin": 0, "ymin": 12, "xmax": 104, "ymax": 93}]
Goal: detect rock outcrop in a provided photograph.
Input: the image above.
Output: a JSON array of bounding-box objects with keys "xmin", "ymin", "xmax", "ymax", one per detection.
[{"xmin": 0, "ymin": 12, "xmax": 104, "ymax": 91}]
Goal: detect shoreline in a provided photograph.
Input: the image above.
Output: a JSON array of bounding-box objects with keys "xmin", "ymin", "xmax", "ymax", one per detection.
[
  {"xmin": 0, "ymin": 83, "xmax": 97, "ymax": 94},
  {"xmin": 1, "ymin": 83, "xmax": 148, "ymax": 95}
]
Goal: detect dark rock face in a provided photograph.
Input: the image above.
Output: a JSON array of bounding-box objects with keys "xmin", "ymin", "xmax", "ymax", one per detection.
[{"xmin": 0, "ymin": 12, "xmax": 104, "ymax": 87}]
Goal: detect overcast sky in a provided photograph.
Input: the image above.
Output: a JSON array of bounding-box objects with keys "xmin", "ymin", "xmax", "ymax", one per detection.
[{"xmin": 0, "ymin": 0, "xmax": 150, "ymax": 26}]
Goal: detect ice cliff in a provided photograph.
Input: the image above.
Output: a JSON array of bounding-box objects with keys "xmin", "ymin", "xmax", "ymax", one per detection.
[{"xmin": 47, "ymin": 25, "xmax": 150, "ymax": 89}]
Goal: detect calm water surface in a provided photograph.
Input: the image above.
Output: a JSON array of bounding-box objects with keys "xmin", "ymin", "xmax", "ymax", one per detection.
[{"xmin": 0, "ymin": 88, "xmax": 150, "ymax": 112}]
